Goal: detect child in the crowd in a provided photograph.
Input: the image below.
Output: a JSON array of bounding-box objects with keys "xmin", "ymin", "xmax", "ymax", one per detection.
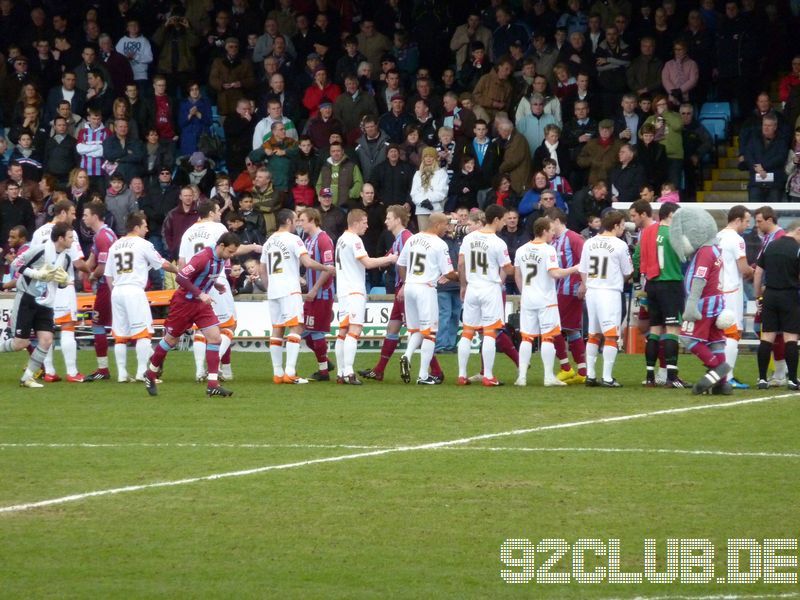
[
  {"xmin": 104, "ymin": 173, "xmax": 137, "ymax": 236},
  {"xmin": 229, "ymin": 262, "xmax": 246, "ymax": 294},
  {"xmin": 237, "ymin": 194, "xmax": 267, "ymax": 238},
  {"xmin": 542, "ymin": 158, "xmax": 573, "ymax": 198},
  {"xmin": 435, "ymin": 126, "xmax": 456, "ymax": 184},
  {"xmin": 658, "ymin": 182, "xmax": 681, "ymax": 204},
  {"xmin": 581, "ymin": 214, "xmax": 602, "ymax": 239},
  {"xmin": 290, "ymin": 170, "xmax": 316, "ymax": 208},
  {"xmin": 447, "ymin": 155, "xmax": 479, "ymax": 211},
  {"xmin": 238, "ymin": 257, "xmax": 266, "ymax": 294}
]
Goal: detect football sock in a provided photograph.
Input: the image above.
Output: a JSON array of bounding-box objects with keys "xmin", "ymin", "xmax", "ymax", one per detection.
[
  {"xmin": 586, "ymin": 338, "xmax": 600, "ymax": 379},
  {"xmin": 313, "ymin": 337, "xmax": 329, "ymax": 372},
  {"xmin": 691, "ymin": 342, "xmax": 722, "ymax": 370},
  {"xmin": 135, "ymin": 338, "xmax": 151, "ymax": 379},
  {"xmin": 343, "ymin": 333, "xmax": 358, "ymax": 376},
  {"xmin": 23, "ymin": 346, "xmax": 49, "ymax": 381},
  {"xmin": 495, "ymin": 330, "xmax": 519, "ymax": 366},
  {"xmin": 568, "ymin": 335, "xmax": 587, "ymax": 376},
  {"xmin": 193, "ymin": 335, "xmax": 206, "ymax": 377},
  {"xmin": 285, "ymin": 334, "xmax": 301, "ymax": 377},
  {"xmin": 541, "ymin": 340, "xmax": 556, "ymax": 380},
  {"xmin": 481, "ymin": 333, "xmax": 497, "ymax": 380},
  {"xmin": 403, "ymin": 332, "xmax": 423, "ymax": 361},
  {"xmin": 375, "ymin": 334, "xmax": 399, "ymax": 373},
  {"xmin": 457, "ymin": 336, "xmax": 472, "ymax": 378},
  {"xmin": 430, "ymin": 356, "xmax": 443, "ymax": 378},
  {"xmin": 61, "ymin": 329, "xmax": 78, "ymax": 376},
  {"xmin": 602, "ymin": 338, "xmax": 618, "ymax": 382},
  {"xmin": 43, "ymin": 346, "xmax": 56, "ymax": 375},
  {"xmin": 757, "ymin": 340, "xmax": 774, "ymax": 381},
  {"xmin": 662, "ymin": 334, "xmax": 679, "ymax": 381},
  {"xmin": 0, "ymin": 339, "xmax": 15, "ymax": 352},
  {"xmin": 554, "ymin": 334, "xmax": 570, "ymax": 370},
  {"xmin": 334, "ymin": 336, "xmax": 345, "ymax": 377},
  {"xmin": 114, "ymin": 342, "xmax": 128, "ymax": 380},
  {"xmin": 518, "ymin": 339, "xmax": 532, "ymax": 379},
  {"xmin": 785, "ymin": 341, "xmax": 799, "ymax": 383},
  {"xmin": 419, "ymin": 336, "xmax": 435, "ymax": 379},
  {"xmin": 269, "ymin": 337, "xmax": 284, "ymax": 377},
  {"xmin": 724, "ymin": 336, "xmax": 739, "ymax": 376},
  {"xmin": 205, "ymin": 343, "xmax": 220, "ymax": 387},
  {"xmin": 219, "ymin": 334, "xmax": 232, "ymax": 364}
]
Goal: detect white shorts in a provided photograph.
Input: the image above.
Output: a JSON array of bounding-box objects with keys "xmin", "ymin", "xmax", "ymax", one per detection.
[
  {"xmin": 462, "ymin": 285, "xmax": 504, "ymax": 329},
  {"xmin": 724, "ymin": 287, "xmax": 744, "ymax": 330},
  {"xmin": 111, "ymin": 285, "xmax": 153, "ymax": 339},
  {"xmin": 586, "ymin": 288, "xmax": 622, "ymax": 336},
  {"xmin": 210, "ymin": 279, "xmax": 236, "ymax": 324},
  {"xmin": 520, "ymin": 303, "xmax": 561, "ymax": 338},
  {"xmin": 404, "ymin": 284, "xmax": 439, "ymax": 332},
  {"xmin": 337, "ymin": 293, "xmax": 366, "ymax": 327},
  {"xmin": 269, "ymin": 293, "xmax": 304, "ymax": 327},
  {"xmin": 53, "ymin": 284, "xmax": 77, "ymax": 323}
]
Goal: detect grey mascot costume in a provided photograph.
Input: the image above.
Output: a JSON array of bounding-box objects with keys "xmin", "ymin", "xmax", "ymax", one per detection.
[{"xmin": 669, "ymin": 207, "xmax": 733, "ymax": 395}]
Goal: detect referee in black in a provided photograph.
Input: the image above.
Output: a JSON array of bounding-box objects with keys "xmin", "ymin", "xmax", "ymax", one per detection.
[{"xmin": 753, "ymin": 221, "xmax": 800, "ymax": 390}]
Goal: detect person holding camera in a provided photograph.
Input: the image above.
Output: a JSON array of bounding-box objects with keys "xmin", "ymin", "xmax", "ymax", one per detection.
[{"xmin": 153, "ymin": 9, "xmax": 199, "ymax": 97}]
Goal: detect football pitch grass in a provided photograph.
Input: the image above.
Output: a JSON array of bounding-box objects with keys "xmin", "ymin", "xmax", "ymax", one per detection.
[{"xmin": 1, "ymin": 349, "xmax": 799, "ymax": 599}]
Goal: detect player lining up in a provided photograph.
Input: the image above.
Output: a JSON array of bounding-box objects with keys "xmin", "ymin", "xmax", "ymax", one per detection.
[
  {"xmin": 578, "ymin": 210, "xmax": 634, "ymax": 387},
  {"xmin": 260, "ymin": 209, "xmax": 335, "ymax": 384},
  {"xmin": 335, "ymin": 209, "xmax": 397, "ymax": 385},
  {"xmin": 396, "ymin": 212, "xmax": 458, "ymax": 384},
  {"xmin": 143, "ymin": 232, "xmax": 242, "ymax": 397},
  {"xmin": 457, "ymin": 204, "xmax": 513, "ymax": 386},
  {"xmin": 514, "ymin": 216, "xmax": 580, "ymax": 386},
  {"xmin": 105, "ymin": 212, "xmax": 178, "ymax": 382}
]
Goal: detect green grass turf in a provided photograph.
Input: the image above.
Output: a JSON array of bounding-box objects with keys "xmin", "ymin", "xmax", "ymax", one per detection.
[{"xmin": 0, "ymin": 348, "xmax": 799, "ymax": 598}]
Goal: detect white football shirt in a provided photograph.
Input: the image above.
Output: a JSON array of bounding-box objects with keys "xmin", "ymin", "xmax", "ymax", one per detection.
[
  {"xmin": 105, "ymin": 235, "xmax": 165, "ymax": 287},
  {"xmin": 515, "ymin": 241, "xmax": 559, "ymax": 308},
  {"xmin": 260, "ymin": 230, "xmax": 308, "ymax": 299},
  {"xmin": 459, "ymin": 230, "xmax": 511, "ymax": 289},
  {"xmin": 31, "ymin": 222, "xmax": 83, "ymax": 278},
  {"xmin": 716, "ymin": 227, "xmax": 746, "ymax": 293},
  {"xmin": 579, "ymin": 234, "xmax": 633, "ymax": 292},
  {"xmin": 179, "ymin": 221, "xmax": 229, "ymax": 262},
  {"xmin": 397, "ymin": 233, "xmax": 453, "ymax": 286},
  {"xmin": 335, "ymin": 231, "xmax": 368, "ymax": 297}
]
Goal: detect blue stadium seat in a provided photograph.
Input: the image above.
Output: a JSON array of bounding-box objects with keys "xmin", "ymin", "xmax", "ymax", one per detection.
[
  {"xmin": 699, "ymin": 116, "xmax": 728, "ymax": 144},
  {"xmin": 699, "ymin": 102, "xmax": 732, "ymax": 122},
  {"xmin": 369, "ymin": 286, "xmax": 387, "ymax": 295}
]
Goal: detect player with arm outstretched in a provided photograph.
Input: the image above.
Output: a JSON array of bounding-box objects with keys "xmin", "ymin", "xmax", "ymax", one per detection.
[
  {"xmin": 260, "ymin": 209, "xmax": 335, "ymax": 384},
  {"xmin": 143, "ymin": 232, "xmax": 242, "ymax": 397},
  {"xmin": 178, "ymin": 199, "xmax": 262, "ymax": 382},
  {"xmin": 396, "ymin": 212, "xmax": 458, "ymax": 385},
  {"xmin": 514, "ymin": 216, "xmax": 580, "ymax": 386},
  {"xmin": 334, "ymin": 209, "xmax": 397, "ymax": 385}
]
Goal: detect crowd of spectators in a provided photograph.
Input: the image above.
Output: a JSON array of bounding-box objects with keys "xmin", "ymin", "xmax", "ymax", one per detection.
[{"xmin": 0, "ymin": 0, "xmax": 798, "ymax": 295}]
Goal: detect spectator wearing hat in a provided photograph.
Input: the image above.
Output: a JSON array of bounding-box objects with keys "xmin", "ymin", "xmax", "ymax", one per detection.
[
  {"xmin": 306, "ymin": 99, "xmax": 343, "ymax": 150},
  {"xmin": 209, "ymin": 37, "xmax": 256, "ymax": 117},
  {"xmin": 369, "ymin": 143, "xmax": 414, "ymax": 207},
  {"xmin": 316, "ymin": 140, "xmax": 363, "ymax": 209},
  {"xmin": 316, "ymin": 186, "xmax": 346, "ymax": 243},
  {"xmin": 379, "ymin": 94, "xmax": 412, "ymax": 144},
  {"xmin": 3, "ymin": 56, "xmax": 39, "ymax": 125},
  {"xmin": 302, "ymin": 66, "xmax": 341, "ymax": 119},
  {"xmin": 174, "ymin": 152, "xmax": 216, "ymax": 198},
  {"xmin": 576, "ymin": 118, "xmax": 623, "ymax": 185}
]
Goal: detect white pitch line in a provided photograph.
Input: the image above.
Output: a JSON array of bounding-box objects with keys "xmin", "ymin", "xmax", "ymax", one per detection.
[
  {"xmin": 604, "ymin": 592, "xmax": 800, "ymax": 600},
  {"xmin": 4, "ymin": 443, "xmax": 800, "ymax": 461},
  {"xmin": 0, "ymin": 442, "xmax": 390, "ymax": 450},
  {"xmin": 0, "ymin": 392, "xmax": 796, "ymax": 515},
  {"xmin": 445, "ymin": 446, "xmax": 800, "ymax": 459}
]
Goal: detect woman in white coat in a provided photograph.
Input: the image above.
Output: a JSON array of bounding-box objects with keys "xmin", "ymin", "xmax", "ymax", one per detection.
[{"xmin": 410, "ymin": 146, "xmax": 448, "ymax": 230}]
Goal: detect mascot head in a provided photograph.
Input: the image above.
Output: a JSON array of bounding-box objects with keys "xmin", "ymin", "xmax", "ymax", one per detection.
[{"xmin": 668, "ymin": 206, "xmax": 719, "ymax": 262}]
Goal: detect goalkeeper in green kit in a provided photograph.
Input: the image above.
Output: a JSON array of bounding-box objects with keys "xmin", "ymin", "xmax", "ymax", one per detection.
[{"xmin": 635, "ymin": 202, "xmax": 687, "ymax": 387}]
